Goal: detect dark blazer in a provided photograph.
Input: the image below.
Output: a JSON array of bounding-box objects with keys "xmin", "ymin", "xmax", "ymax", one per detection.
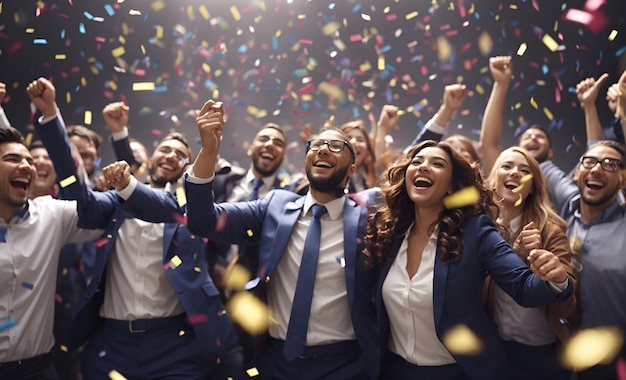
[
  {"xmin": 35, "ymin": 117, "xmax": 239, "ymax": 355},
  {"xmin": 184, "ymin": 178, "xmax": 380, "ymax": 378},
  {"xmin": 376, "ymin": 214, "xmax": 574, "ymax": 380}
]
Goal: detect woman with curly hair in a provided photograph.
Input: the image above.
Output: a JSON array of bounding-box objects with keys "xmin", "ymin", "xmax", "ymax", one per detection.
[
  {"xmin": 364, "ymin": 140, "xmax": 573, "ymax": 380},
  {"xmin": 484, "ymin": 146, "xmax": 579, "ymax": 379}
]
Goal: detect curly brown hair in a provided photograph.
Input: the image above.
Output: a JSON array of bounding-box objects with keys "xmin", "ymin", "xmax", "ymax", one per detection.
[{"xmin": 364, "ymin": 140, "xmax": 502, "ymax": 267}]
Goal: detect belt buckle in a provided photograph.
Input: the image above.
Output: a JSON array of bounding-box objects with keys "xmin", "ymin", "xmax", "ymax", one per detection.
[{"xmin": 128, "ymin": 320, "xmax": 147, "ymax": 333}]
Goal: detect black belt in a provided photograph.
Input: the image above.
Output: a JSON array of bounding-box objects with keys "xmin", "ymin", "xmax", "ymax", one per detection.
[
  {"xmin": 102, "ymin": 314, "xmax": 187, "ymax": 333},
  {"xmin": 270, "ymin": 338, "xmax": 359, "ymax": 359},
  {"xmin": 0, "ymin": 352, "xmax": 53, "ymax": 376}
]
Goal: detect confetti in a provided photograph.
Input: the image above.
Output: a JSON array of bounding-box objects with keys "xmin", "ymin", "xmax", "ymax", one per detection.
[
  {"xmin": 108, "ymin": 370, "xmax": 128, "ymax": 380},
  {"xmin": 560, "ymin": 327, "xmax": 624, "ymax": 370},
  {"xmin": 442, "ymin": 324, "xmax": 484, "ymax": 356},
  {"xmin": 443, "ymin": 186, "xmax": 480, "ymax": 209},
  {"xmin": 225, "ymin": 264, "xmax": 251, "ymax": 291},
  {"xmin": 168, "ymin": 255, "xmax": 182, "ymax": 269},
  {"xmin": 227, "ymin": 292, "xmax": 272, "ymax": 335},
  {"xmin": 59, "ymin": 175, "xmax": 77, "ymax": 188}
]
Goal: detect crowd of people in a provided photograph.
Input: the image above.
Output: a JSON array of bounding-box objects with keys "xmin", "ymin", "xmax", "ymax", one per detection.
[{"xmin": 0, "ymin": 55, "xmax": 624, "ymax": 380}]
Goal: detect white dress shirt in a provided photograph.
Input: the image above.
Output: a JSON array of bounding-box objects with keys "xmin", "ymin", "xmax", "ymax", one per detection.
[
  {"xmin": 382, "ymin": 227, "xmax": 456, "ymax": 365},
  {"xmin": 267, "ymin": 193, "xmax": 355, "ymax": 345},
  {"xmin": 100, "ymin": 177, "xmax": 185, "ymax": 320},
  {"xmin": 228, "ymin": 170, "xmax": 277, "ymax": 202},
  {"xmin": 0, "ymin": 197, "xmax": 103, "ymax": 361}
]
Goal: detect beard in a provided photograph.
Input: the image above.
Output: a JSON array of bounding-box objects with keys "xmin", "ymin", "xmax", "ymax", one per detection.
[
  {"xmin": 306, "ymin": 164, "xmax": 349, "ymax": 196},
  {"xmin": 252, "ymin": 155, "xmax": 280, "ymax": 177},
  {"xmin": 148, "ymin": 166, "xmax": 182, "ymax": 189},
  {"xmin": 580, "ymin": 182, "xmax": 619, "ymax": 207}
]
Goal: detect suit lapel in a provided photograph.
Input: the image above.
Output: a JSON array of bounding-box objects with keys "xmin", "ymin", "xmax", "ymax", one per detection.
[
  {"xmin": 432, "ymin": 248, "xmax": 448, "ymax": 330},
  {"xmin": 163, "ymin": 223, "xmax": 177, "ymax": 261},
  {"xmin": 263, "ymin": 198, "xmax": 303, "ymax": 277}
]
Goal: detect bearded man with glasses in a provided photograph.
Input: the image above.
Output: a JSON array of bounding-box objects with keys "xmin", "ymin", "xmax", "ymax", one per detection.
[{"xmin": 541, "ymin": 140, "xmax": 626, "ymax": 379}]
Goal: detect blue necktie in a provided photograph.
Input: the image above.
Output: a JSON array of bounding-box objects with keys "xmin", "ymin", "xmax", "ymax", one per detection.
[
  {"xmin": 283, "ymin": 204, "xmax": 327, "ymax": 361},
  {"xmin": 249, "ymin": 178, "xmax": 263, "ymax": 201}
]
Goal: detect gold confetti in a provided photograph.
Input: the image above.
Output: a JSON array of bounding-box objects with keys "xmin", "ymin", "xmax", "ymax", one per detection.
[
  {"xmin": 377, "ymin": 55, "xmax": 385, "ymax": 71},
  {"xmin": 179, "ymin": 330, "xmax": 185, "ymax": 336},
  {"xmin": 530, "ymin": 97, "xmax": 538, "ymax": 109},
  {"xmin": 443, "ymin": 186, "xmax": 480, "ymax": 209},
  {"xmin": 59, "ymin": 175, "xmax": 77, "ymax": 188},
  {"xmin": 246, "ymin": 367, "xmax": 260, "ymax": 377},
  {"xmin": 442, "ymin": 324, "xmax": 484, "ymax": 356},
  {"xmin": 227, "ymin": 292, "xmax": 272, "ymax": 335},
  {"xmin": 169, "ymin": 255, "xmax": 182, "ymax": 269},
  {"xmin": 176, "ymin": 187, "xmax": 187, "ymax": 207},
  {"xmin": 560, "ymin": 327, "xmax": 624, "ymax": 370},
  {"xmin": 230, "ymin": 5, "xmax": 241, "ymax": 21},
  {"xmin": 514, "ymin": 193, "xmax": 523, "ymax": 207},
  {"xmin": 111, "ymin": 46, "xmax": 125, "ymax": 58},
  {"xmin": 225, "ymin": 264, "xmax": 251, "ymax": 291},
  {"xmin": 246, "ymin": 229, "xmax": 253, "ymax": 237},
  {"xmin": 132, "ymin": 82, "xmax": 155, "ymax": 91},
  {"xmin": 516, "ymin": 42, "xmax": 527, "ymax": 56},
  {"xmin": 194, "ymin": 266, "xmax": 201, "ymax": 273},
  {"xmin": 108, "ymin": 370, "xmax": 128, "ymax": 380},
  {"xmin": 55, "ymin": 54, "xmax": 67, "ymax": 60},
  {"xmin": 608, "ymin": 30, "xmax": 618, "ymax": 41},
  {"xmin": 405, "ymin": 11, "xmax": 419, "ymax": 20},
  {"xmin": 84, "ymin": 110, "xmax": 92, "ymax": 125},
  {"xmin": 541, "ymin": 33, "xmax": 559, "ymax": 52},
  {"xmin": 60, "ymin": 345, "xmax": 68, "ymax": 352}
]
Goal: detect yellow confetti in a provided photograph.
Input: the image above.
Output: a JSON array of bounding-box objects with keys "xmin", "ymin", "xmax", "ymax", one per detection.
[
  {"xmin": 608, "ymin": 29, "xmax": 618, "ymax": 41},
  {"xmin": 108, "ymin": 370, "xmax": 128, "ymax": 380},
  {"xmin": 443, "ymin": 186, "xmax": 480, "ymax": 209},
  {"xmin": 436, "ymin": 36, "xmax": 452, "ymax": 62},
  {"xmin": 111, "ymin": 46, "xmax": 125, "ymax": 58},
  {"xmin": 512, "ymin": 174, "xmax": 533, "ymax": 193},
  {"xmin": 405, "ymin": 11, "xmax": 419, "ymax": 20},
  {"xmin": 541, "ymin": 34, "xmax": 559, "ymax": 52},
  {"xmin": 478, "ymin": 31, "xmax": 493, "ymax": 56},
  {"xmin": 132, "ymin": 82, "xmax": 155, "ymax": 91},
  {"xmin": 514, "ymin": 193, "xmax": 523, "ymax": 207},
  {"xmin": 84, "ymin": 110, "xmax": 92, "ymax": 125},
  {"xmin": 55, "ymin": 54, "xmax": 67, "ymax": 60},
  {"xmin": 169, "ymin": 255, "xmax": 182, "ymax": 269},
  {"xmin": 59, "ymin": 175, "xmax": 77, "ymax": 188},
  {"xmin": 176, "ymin": 187, "xmax": 187, "ymax": 207},
  {"xmin": 155, "ymin": 25, "xmax": 163, "ymax": 39},
  {"xmin": 25, "ymin": 132, "xmax": 33, "ymax": 147},
  {"xmin": 227, "ymin": 292, "xmax": 272, "ymax": 335},
  {"xmin": 230, "ymin": 5, "xmax": 241, "ymax": 21},
  {"xmin": 194, "ymin": 266, "xmax": 201, "ymax": 273},
  {"xmin": 516, "ymin": 42, "xmax": 527, "ymax": 56},
  {"xmin": 246, "ymin": 229, "xmax": 254, "ymax": 237},
  {"xmin": 321, "ymin": 21, "xmax": 341, "ymax": 36},
  {"xmin": 530, "ymin": 97, "xmax": 538, "ymax": 109},
  {"xmin": 377, "ymin": 55, "xmax": 385, "ymax": 71},
  {"xmin": 198, "ymin": 5, "xmax": 210, "ymax": 20},
  {"xmin": 560, "ymin": 327, "xmax": 624, "ymax": 370},
  {"xmin": 543, "ymin": 107, "xmax": 554, "ymax": 121},
  {"xmin": 225, "ymin": 264, "xmax": 251, "ymax": 291},
  {"xmin": 60, "ymin": 345, "xmax": 68, "ymax": 352},
  {"xmin": 150, "ymin": 0, "xmax": 165, "ymax": 12},
  {"xmin": 442, "ymin": 324, "xmax": 484, "ymax": 356},
  {"xmin": 179, "ymin": 330, "xmax": 185, "ymax": 336}
]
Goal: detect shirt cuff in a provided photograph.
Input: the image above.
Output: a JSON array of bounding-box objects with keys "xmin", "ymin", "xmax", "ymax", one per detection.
[
  {"xmin": 0, "ymin": 106, "xmax": 11, "ymax": 128},
  {"xmin": 111, "ymin": 127, "xmax": 129, "ymax": 141},
  {"xmin": 185, "ymin": 166, "xmax": 214, "ymax": 184},
  {"xmin": 547, "ymin": 277, "xmax": 569, "ymax": 293},
  {"xmin": 424, "ymin": 117, "xmax": 446, "ymax": 134},
  {"xmin": 116, "ymin": 176, "xmax": 138, "ymax": 200}
]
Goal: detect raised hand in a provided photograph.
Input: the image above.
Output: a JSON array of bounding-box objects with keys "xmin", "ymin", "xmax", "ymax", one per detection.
[
  {"xmin": 527, "ymin": 249, "xmax": 567, "ymax": 283},
  {"xmin": 26, "ymin": 77, "xmax": 57, "ymax": 118},
  {"xmin": 489, "ymin": 56, "xmax": 513, "ymax": 85},
  {"xmin": 442, "ymin": 84, "xmax": 467, "ymax": 112},
  {"xmin": 102, "ymin": 160, "xmax": 132, "ymax": 191},
  {"xmin": 576, "ymin": 73, "xmax": 609, "ymax": 109},
  {"xmin": 377, "ymin": 105, "xmax": 401, "ymax": 135},
  {"xmin": 102, "ymin": 102, "xmax": 130, "ymax": 133}
]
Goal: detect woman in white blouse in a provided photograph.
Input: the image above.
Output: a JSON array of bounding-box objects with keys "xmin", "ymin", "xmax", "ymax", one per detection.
[{"xmin": 364, "ymin": 140, "xmax": 573, "ymax": 380}]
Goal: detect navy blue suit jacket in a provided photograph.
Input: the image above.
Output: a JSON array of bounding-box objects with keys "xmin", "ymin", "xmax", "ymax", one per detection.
[
  {"xmin": 184, "ymin": 178, "xmax": 380, "ymax": 378},
  {"xmin": 376, "ymin": 214, "xmax": 573, "ymax": 380},
  {"xmin": 35, "ymin": 117, "xmax": 238, "ymax": 355}
]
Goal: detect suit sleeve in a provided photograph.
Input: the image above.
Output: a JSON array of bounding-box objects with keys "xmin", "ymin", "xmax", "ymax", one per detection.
[
  {"xmin": 35, "ymin": 115, "xmax": 118, "ymax": 229},
  {"xmin": 474, "ymin": 214, "xmax": 573, "ymax": 307}
]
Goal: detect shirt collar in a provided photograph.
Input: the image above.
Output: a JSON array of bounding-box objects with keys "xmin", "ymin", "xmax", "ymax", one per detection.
[
  {"xmin": 303, "ymin": 193, "xmax": 345, "ymax": 221},
  {"xmin": 571, "ymin": 194, "xmax": 626, "ymax": 226},
  {"xmin": 245, "ymin": 170, "xmax": 275, "ymax": 190}
]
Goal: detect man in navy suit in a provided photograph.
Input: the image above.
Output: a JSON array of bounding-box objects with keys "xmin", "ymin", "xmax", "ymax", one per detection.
[
  {"xmin": 29, "ymin": 77, "xmax": 241, "ymax": 380},
  {"xmin": 183, "ymin": 100, "xmax": 378, "ymax": 379}
]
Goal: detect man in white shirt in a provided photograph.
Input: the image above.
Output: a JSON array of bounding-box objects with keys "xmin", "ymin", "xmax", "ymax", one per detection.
[
  {"xmin": 28, "ymin": 77, "xmax": 241, "ymax": 380},
  {"xmin": 0, "ymin": 126, "xmax": 102, "ymax": 379}
]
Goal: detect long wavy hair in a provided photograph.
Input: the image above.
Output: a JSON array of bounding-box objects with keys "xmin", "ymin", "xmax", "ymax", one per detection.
[
  {"xmin": 364, "ymin": 140, "xmax": 502, "ymax": 267},
  {"xmin": 339, "ymin": 120, "xmax": 379, "ymax": 188},
  {"xmin": 486, "ymin": 146, "xmax": 568, "ymax": 241}
]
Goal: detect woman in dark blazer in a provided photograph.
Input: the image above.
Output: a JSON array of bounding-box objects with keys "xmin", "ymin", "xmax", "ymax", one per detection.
[{"xmin": 364, "ymin": 140, "xmax": 573, "ymax": 380}]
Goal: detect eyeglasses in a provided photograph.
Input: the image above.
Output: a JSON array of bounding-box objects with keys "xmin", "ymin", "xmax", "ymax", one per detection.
[
  {"xmin": 579, "ymin": 156, "xmax": 624, "ymax": 172},
  {"xmin": 256, "ymin": 134, "xmax": 286, "ymax": 149},
  {"xmin": 307, "ymin": 139, "xmax": 352, "ymax": 153}
]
